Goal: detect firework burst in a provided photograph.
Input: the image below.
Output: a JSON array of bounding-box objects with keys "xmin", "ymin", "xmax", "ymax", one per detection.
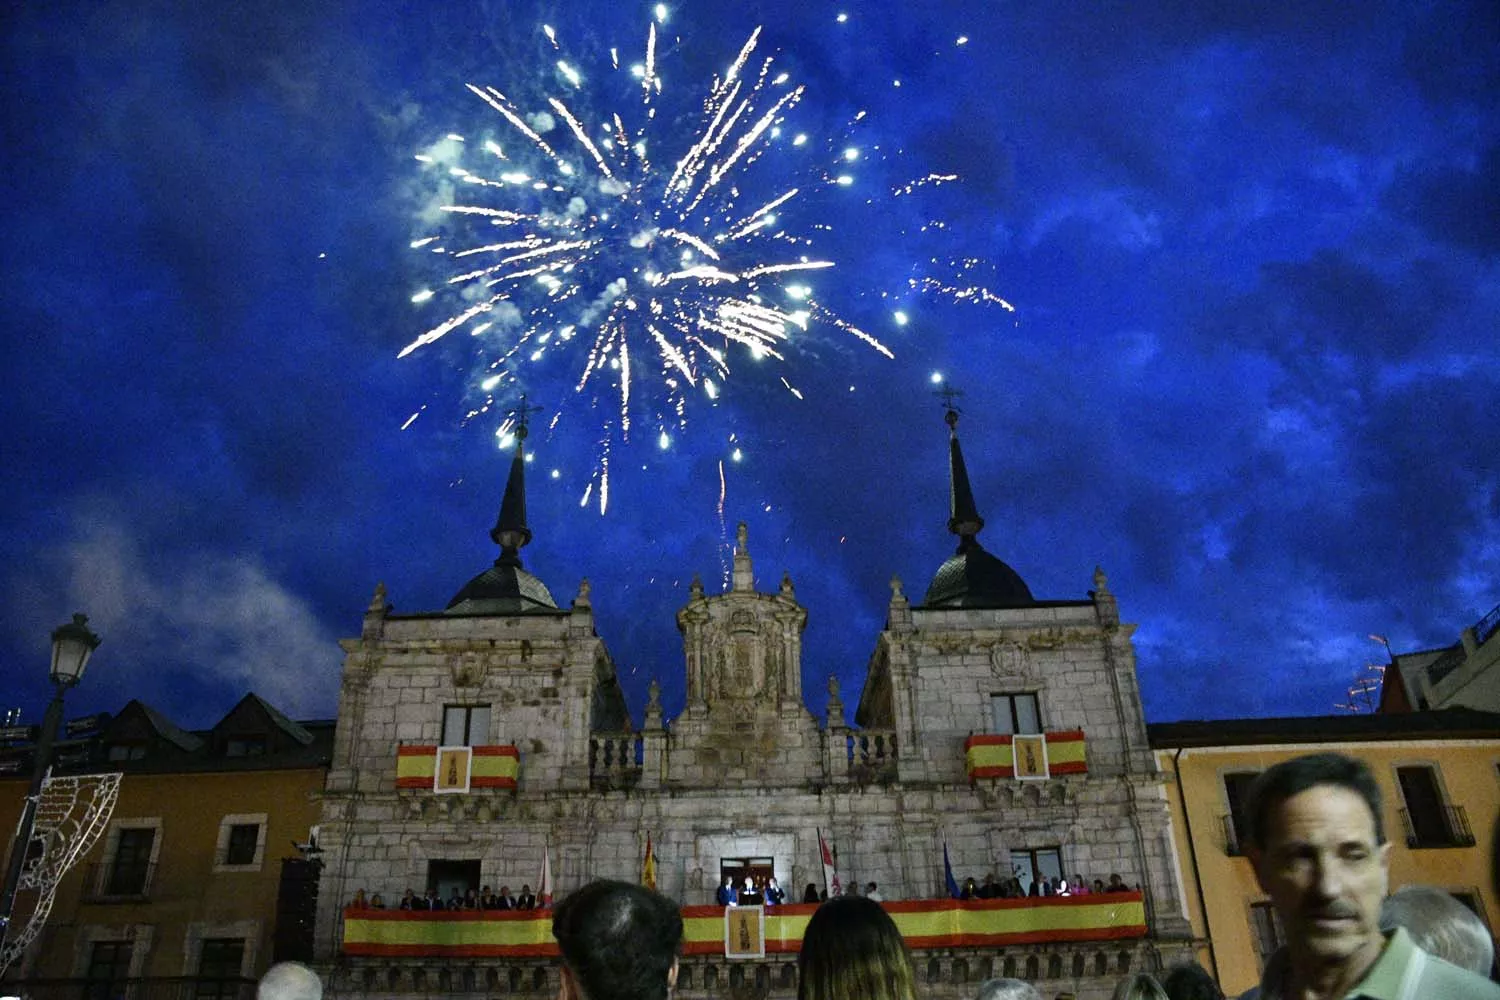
[{"xmin": 404, "ymin": 13, "xmax": 1007, "ymax": 512}]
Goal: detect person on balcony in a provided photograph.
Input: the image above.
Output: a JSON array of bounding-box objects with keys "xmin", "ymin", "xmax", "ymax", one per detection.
[
  {"xmin": 422, "ymin": 887, "xmax": 442, "ymax": 910},
  {"xmin": 1106, "ymin": 873, "xmax": 1130, "ymax": 893},
  {"xmin": 717, "ymin": 876, "xmax": 739, "ymax": 906},
  {"xmin": 369, "ymin": 892, "xmax": 387, "ymax": 909},
  {"xmin": 495, "ymin": 884, "xmax": 516, "ymax": 910},
  {"xmin": 975, "ymin": 873, "xmax": 1000, "ymax": 899},
  {"xmin": 517, "ymin": 884, "xmax": 538, "ymax": 909},
  {"xmin": 802, "ymin": 882, "xmax": 821, "ymax": 903},
  {"xmin": 765, "ymin": 877, "xmax": 787, "ymax": 906},
  {"xmin": 1071, "ymin": 874, "xmax": 1091, "ymax": 895},
  {"xmin": 865, "ymin": 882, "xmax": 885, "ymax": 901},
  {"xmin": 399, "ymin": 889, "xmax": 418, "ymax": 910},
  {"xmin": 463, "ymin": 888, "xmax": 481, "ymax": 909},
  {"xmin": 960, "ymin": 876, "xmax": 979, "ymax": 900}
]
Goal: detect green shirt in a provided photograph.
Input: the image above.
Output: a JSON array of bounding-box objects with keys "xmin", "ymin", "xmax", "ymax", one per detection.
[{"xmin": 1240, "ymin": 927, "xmax": 1500, "ymax": 1000}]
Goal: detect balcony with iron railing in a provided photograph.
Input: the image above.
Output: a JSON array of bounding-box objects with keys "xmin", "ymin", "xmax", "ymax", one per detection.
[
  {"xmin": 79, "ymin": 861, "xmax": 158, "ymax": 902},
  {"xmin": 1399, "ymin": 804, "xmax": 1476, "ymax": 849}
]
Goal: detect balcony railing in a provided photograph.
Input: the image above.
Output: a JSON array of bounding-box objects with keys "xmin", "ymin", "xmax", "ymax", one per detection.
[
  {"xmin": 846, "ymin": 730, "xmax": 898, "ymax": 783},
  {"xmin": 10, "ymin": 978, "xmax": 255, "ymax": 1000},
  {"xmin": 589, "ymin": 732, "xmax": 643, "ymax": 790},
  {"xmin": 963, "ymin": 731, "xmax": 1087, "ymax": 781},
  {"xmin": 80, "ymin": 861, "xmax": 157, "ymax": 901},
  {"xmin": 1218, "ymin": 814, "xmax": 1246, "ymax": 857},
  {"xmin": 342, "ymin": 893, "xmax": 1147, "ymax": 959},
  {"xmin": 1399, "ymin": 804, "xmax": 1476, "ymax": 849}
]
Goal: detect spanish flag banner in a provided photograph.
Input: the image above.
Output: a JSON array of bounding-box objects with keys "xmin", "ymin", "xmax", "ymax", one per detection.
[
  {"xmin": 642, "ymin": 833, "xmax": 657, "ymax": 890},
  {"xmin": 963, "ymin": 731, "xmax": 1087, "ymax": 781},
  {"xmin": 343, "ymin": 893, "xmax": 1147, "ymax": 959},
  {"xmin": 395, "ymin": 744, "xmax": 519, "ymax": 790}
]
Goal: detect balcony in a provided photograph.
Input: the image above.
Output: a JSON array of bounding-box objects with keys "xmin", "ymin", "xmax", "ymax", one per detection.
[
  {"xmin": 845, "ymin": 729, "xmax": 897, "ymax": 783},
  {"xmin": 394, "ymin": 744, "xmax": 518, "ymax": 791},
  {"xmin": 10, "ymin": 978, "xmax": 255, "ymax": 1000},
  {"xmin": 1399, "ymin": 804, "xmax": 1476, "ymax": 849},
  {"xmin": 589, "ymin": 731, "xmax": 643, "ymax": 790},
  {"xmin": 963, "ymin": 731, "xmax": 1087, "ymax": 782},
  {"xmin": 342, "ymin": 893, "xmax": 1146, "ymax": 959},
  {"xmin": 80, "ymin": 861, "xmax": 157, "ymax": 901}
]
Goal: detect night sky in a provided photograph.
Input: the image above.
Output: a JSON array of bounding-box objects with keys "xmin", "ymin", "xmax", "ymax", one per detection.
[{"xmin": 3, "ymin": 1, "xmax": 1496, "ymax": 732}]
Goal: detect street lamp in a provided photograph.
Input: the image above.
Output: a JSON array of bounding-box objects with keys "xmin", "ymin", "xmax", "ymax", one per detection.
[{"xmin": 0, "ymin": 613, "xmax": 101, "ymax": 950}]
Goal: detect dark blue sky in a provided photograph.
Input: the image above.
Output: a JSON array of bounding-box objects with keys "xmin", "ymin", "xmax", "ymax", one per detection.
[{"xmin": 2, "ymin": 0, "xmax": 1496, "ymax": 731}]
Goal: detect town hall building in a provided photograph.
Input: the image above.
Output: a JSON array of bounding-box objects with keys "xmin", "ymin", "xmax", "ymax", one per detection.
[{"xmin": 315, "ymin": 406, "xmax": 1194, "ymax": 999}]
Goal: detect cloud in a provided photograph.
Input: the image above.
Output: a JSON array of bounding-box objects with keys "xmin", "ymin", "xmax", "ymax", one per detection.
[{"xmin": 6, "ymin": 500, "xmax": 340, "ymax": 724}]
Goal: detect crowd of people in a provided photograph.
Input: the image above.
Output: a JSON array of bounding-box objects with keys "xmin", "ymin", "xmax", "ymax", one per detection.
[
  {"xmin": 348, "ymin": 882, "xmax": 543, "ymax": 911},
  {"xmin": 957, "ymin": 871, "xmax": 1135, "ymax": 900},
  {"xmin": 310, "ymin": 751, "xmax": 1497, "ymax": 1000}
]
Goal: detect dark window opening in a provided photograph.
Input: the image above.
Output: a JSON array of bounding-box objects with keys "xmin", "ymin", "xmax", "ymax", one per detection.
[
  {"xmin": 225, "ymin": 823, "xmax": 260, "ymax": 866},
  {"xmin": 427, "ymin": 858, "xmax": 482, "ymax": 900},
  {"xmin": 107, "ymin": 827, "xmax": 155, "ymax": 896},
  {"xmin": 195, "ymin": 938, "xmax": 247, "ymax": 1000}
]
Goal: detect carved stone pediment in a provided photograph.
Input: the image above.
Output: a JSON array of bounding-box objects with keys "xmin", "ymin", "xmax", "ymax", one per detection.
[{"xmin": 448, "ymin": 652, "xmax": 486, "ymax": 689}]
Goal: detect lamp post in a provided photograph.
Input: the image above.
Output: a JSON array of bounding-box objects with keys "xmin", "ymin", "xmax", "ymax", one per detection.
[{"xmin": 0, "ymin": 613, "xmax": 100, "ymax": 951}]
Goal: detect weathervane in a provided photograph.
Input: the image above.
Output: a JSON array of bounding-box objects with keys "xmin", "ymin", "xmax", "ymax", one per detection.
[
  {"xmin": 507, "ymin": 394, "xmax": 544, "ymax": 441},
  {"xmin": 935, "ymin": 385, "xmax": 964, "ymax": 427}
]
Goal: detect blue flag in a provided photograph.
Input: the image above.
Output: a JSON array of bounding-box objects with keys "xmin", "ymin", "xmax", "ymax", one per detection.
[{"xmin": 943, "ymin": 840, "xmax": 961, "ymax": 898}]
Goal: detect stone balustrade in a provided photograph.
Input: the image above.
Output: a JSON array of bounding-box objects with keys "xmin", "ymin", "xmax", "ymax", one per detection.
[
  {"xmin": 588, "ymin": 731, "xmax": 643, "ymax": 789},
  {"xmin": 845, "ymin": 729, "xmax": 898, "ymax": 783}
]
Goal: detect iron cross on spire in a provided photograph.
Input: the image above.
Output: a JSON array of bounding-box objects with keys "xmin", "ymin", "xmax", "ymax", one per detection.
[
  {"xmin": 507, "ymin": 394, "xmax": 544, "ymax": 441},
  {"xmin": 934, "ymin": 385, "xmax": 964, "ymax": 428}
]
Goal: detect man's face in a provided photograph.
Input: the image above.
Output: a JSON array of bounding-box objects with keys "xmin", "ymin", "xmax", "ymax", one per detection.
[{"xmin": 1249, "ymin": 784, "xmax": 1390, "ymax": 964}]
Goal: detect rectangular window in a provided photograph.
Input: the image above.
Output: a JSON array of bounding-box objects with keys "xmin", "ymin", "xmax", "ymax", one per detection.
[
  {"xmin": 195, "ymin": 938, "xmax": 247, "ymax": 1000},
  {"xmin": 1009, "ymin": 846, "xmax": 1062, "ymax": 896},
  {"xmin": 85, "ymin": 940, "xmax": 133, "ymax": 1000},
  {"xmin": 991, "ymin": 693, "xmax": 1041, "ymax": 736},
  {"xmin": 1250, "ymin": 901, "xmax": 1285, "ymax": 962},
  {"xmin": 225, "ymin": 738, "xmax": 266, "ymax": 758},
  {"xmin": 442, "ymin": 705, "xmax": 492, "ymax": 746},
  {"xmin": 1222, "ymin": 771, "xmax": 1260, "ymax": 854},
  {"xmin": 107, "ymin": 744, "xmax": 147, "ymax": 762},
  {"xmin": 225, "ymin": 824, "xmax": 260, "ymax": 866},
  {"xmin": 107, "ymin": 827, "xmax": 156, "ymax": 896}
]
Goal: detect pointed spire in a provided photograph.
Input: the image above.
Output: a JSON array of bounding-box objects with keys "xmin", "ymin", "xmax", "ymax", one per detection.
[
  {"xmin": 944, "ymin": 404, "xmax": 985, "ymax": 548},
  {"xmin": 491, "ymin": 400, "xmax": 538, "ymax": 566}
]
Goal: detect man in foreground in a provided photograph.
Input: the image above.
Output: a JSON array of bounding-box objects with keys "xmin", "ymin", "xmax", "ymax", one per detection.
[
  {"xmin": 1239, "ymin": 752, "xmax": 1498, "ymax": 999},
  {"xmin": 554, "ymin": 879, "xmax": 683, "ymax": 1000}
]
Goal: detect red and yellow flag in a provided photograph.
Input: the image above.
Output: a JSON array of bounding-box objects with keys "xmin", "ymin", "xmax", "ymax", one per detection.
[{"xmin": 642, "ymin": 833, "xmax": 657, "ymax": 890}]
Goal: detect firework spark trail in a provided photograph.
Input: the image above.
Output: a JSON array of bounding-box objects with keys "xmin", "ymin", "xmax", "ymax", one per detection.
[
  {"xmin": 405, "ymin": 16, "xmax": 1012, "ymax": 510},
  {"xmin": 717, "ymin": 458, "xmax": 729, "ymax": 588}
]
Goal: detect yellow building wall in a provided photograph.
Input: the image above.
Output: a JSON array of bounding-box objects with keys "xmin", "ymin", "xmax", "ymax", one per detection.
[
  {"xmin": 1158, "ymin": 739, "xmax": 1500, "ymax": 997},
  {"xmin": 1, "ymin": 766, "xmax": 323, "ymax": 978}
]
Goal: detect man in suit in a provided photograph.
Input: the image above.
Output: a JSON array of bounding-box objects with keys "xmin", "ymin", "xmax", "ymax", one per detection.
[{"xmin": 517, "ymin": 883, "xmax": 538, "ymax": 910}]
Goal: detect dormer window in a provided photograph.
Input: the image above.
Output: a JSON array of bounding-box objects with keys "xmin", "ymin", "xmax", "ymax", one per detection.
[{"xmin": 225, "ymin": 737, "xmax": 266, "ymax": 758}]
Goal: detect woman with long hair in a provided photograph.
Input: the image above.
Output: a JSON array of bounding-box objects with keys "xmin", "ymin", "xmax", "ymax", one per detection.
[{"xmin": 798, "ymin": 895, "xmax": 918, "ymax": 1000}]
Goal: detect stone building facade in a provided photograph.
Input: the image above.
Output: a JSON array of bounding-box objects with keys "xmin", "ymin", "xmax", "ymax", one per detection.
[{"xmin": 314, "ymin": 411, "xmax": 1194, "ymax": 1000}]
